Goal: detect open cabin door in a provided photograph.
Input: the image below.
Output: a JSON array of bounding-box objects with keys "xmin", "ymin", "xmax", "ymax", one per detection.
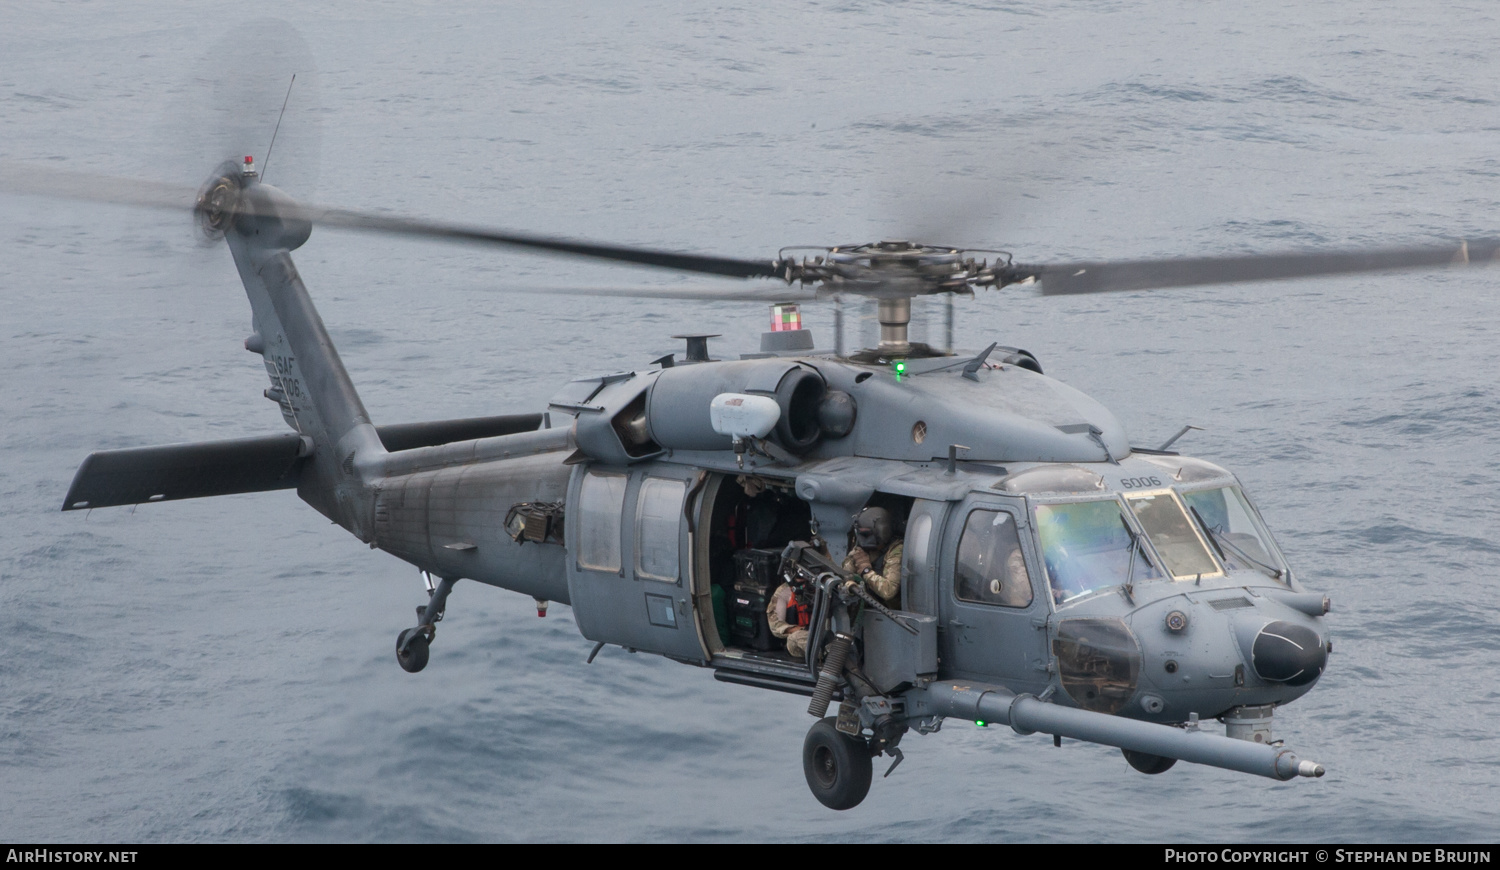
[{"xmin": 565, "ymin": 463, "xmax": 708, "ymax": 663}]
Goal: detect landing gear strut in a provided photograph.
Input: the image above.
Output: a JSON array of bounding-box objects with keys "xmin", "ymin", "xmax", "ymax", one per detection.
[
  {"xmin": 396, "ymin": 572, "xmax": 456, "ymax": 673},
  {"xmin": 802, "ymin": 717, "xmax": 874, "ymax": 810}
]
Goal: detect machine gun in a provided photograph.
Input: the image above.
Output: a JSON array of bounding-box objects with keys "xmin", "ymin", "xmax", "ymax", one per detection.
[
  {"xmin": 778, "ymin": 541, "xmax": 918, "ymax": 636},
  {"xmin": 778, "ymin": 540, "xmax": 917, "ymax": 777},
  {"xmin": 778, "ymin": 540, "xmax": 916, "ymax": 713}
]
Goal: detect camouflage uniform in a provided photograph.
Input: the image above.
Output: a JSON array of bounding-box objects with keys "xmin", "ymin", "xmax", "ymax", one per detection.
[
  {"xmin": 767, "ymin": 583, "xmax": 809, "ymax": 659},
  {"xmin": 844, "ymin": 539, "xmax": 903, "ymax": 609}
]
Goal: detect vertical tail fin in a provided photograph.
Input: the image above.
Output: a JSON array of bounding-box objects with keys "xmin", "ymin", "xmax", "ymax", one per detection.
[{"xmin": 217, "ymin": 171, "xmax": 385, "ymax": 538}]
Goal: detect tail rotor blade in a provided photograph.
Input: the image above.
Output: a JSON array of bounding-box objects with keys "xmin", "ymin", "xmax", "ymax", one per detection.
[{"xmin": 0, "ymin": 162, "xmax": 199, "ymax": 213}]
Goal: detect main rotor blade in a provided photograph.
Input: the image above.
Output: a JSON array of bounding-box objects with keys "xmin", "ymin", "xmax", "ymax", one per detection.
[
  {"xmin": 0, "ymin": 161, "xmax": 781, "ymax": 280},
  {"xmin": 307, "ymin": 206, "xmax": 782, "ymax": 279},
  {"xmin": 1028, "ymin": 240, "xmax": 1500, "ymax": 295},
  {"xmin": 493, "ymin": 285, "xmax": 819, "ymax": 302}
]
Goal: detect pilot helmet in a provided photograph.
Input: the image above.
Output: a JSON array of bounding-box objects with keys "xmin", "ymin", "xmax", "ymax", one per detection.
[{"xmin": 853, "ymin": 507, "xmax": 893, "ymax": 549}]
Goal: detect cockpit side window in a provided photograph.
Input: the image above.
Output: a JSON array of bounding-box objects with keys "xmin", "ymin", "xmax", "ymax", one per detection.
[
  {"xmin": 955, "ymin": 510, "xmax": 1033, "ymax": 608},
  {"xmin": 1034, "ymin": 499, "xmax": 1159, "ymax": 605}
]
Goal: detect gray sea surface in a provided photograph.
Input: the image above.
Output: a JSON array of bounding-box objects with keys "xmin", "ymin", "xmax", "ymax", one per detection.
[{"xmin": 3, "ymin": 0, "xmax": 1499, "ymax": 843}]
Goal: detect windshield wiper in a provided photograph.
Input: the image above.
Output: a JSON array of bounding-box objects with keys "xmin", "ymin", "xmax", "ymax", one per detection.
[
  {"xmin": 1188, "ymin": 505, "xmax": 1282, "ymax": 580},
  {"xmin": 1119, "ymin": 516, "xmax": 1141, "ymax": 603}
]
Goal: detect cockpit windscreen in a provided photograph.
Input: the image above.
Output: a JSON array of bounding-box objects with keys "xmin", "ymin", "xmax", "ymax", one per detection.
[
  {"xmin": 1123, "ymin": 491, "xmax": 1221, "ymax": 580},
  {"xmin": 1181, "ymin": 485, "xmax": 1286, "ymax": 579},
  {"xmin": 1035, "ymin": 499, "xmax": 1159, "ymax": 604}
]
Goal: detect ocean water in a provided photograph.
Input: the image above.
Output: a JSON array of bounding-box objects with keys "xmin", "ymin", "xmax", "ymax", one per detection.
[{"xmin": 2, "ymin": 0, "xmax": 1499, "ymax": 843}]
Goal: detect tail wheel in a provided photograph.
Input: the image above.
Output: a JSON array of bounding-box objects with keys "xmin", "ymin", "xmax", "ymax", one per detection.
[
  {"xmin": 802, "ymin": 717, "xmax": 873, "ymax": 810},
  {"xmin": 1122, "ymin": 747, "xmax": 1177, "ymax": 774}
]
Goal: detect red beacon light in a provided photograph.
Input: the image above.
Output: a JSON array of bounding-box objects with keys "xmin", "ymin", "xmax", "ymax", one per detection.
[{"xmin": 241, "ymin": 155, "xmax": 256, "ymax": 177}]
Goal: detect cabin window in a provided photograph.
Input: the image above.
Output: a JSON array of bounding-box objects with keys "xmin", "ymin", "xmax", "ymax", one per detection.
[
  {"xmin": 955, "ymin": 510, "xmax": 1033, "ymax": 608},
  {"xmin": 577, "ymin": 470, "xmax": 627, "ymax": 572},
  {"xmin": 1034, "ymin": 499, "xmax": 1160, "ymax": 604},
  {"xmin": 1123, "ymin": 491, "xmax": 1222, "ymax": 580},
  {"xmin": 636, "ymin": 477, "xmax": 686, "ymax": 583}
]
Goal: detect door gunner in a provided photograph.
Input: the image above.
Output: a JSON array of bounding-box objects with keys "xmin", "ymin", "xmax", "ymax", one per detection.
[{"xmin": 843, "ymin": 506, "xmax": 902, "ymax": 609}]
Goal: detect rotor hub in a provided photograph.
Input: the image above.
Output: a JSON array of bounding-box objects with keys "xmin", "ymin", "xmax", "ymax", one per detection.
[
  {"xmin": 775, "ymin": 241, "xmax": 1015, "ymax": 356},
  {"xmin": 194, "ymin": 162, "xmax": 244, "ymax": 241},
  {"xmin": 821, "ymin": 241, "xmax": 975, "ymax": 292}
]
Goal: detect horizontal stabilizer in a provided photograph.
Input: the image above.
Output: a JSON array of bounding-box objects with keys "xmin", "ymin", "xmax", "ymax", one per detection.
[
  {"xmin": 62, "ymin": 433, "xmax": 309, "ymax": 511},
  {"xmin": 62, "ymin": 414, "xmax": 548, "ymax": 511}
]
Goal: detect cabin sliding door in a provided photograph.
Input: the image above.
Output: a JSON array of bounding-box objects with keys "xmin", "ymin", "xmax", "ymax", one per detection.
[{"xmin": 566, "ymin": 463, "xmax": 707, "ymax": 662}]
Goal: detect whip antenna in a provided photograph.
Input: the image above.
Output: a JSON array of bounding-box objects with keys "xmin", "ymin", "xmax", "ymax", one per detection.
[{"xmin": 261, "ymin": 74, "xmax": 296, "ymax": 183}]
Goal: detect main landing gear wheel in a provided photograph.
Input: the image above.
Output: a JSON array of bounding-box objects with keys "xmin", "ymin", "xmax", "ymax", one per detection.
[
  {"xmin": 803, "ymin": 716, "xmax": 874, "ymax": 810},
  {"xmin": 396, "ymin": 628, "xmax": 430, "ymax": 673},
  {"xmin": 1122, "ymin": 747, "xmax": 1178, "ymax": 774},
  {"xmin": 394, "ymin": 574, "xmax": 454, "ymax": 674}
]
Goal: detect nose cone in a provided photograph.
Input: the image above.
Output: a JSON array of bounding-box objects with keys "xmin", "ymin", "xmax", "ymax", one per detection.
[{"xmin": 1251, "ymin": 621, "xmax": 1327, "ymax": 687}]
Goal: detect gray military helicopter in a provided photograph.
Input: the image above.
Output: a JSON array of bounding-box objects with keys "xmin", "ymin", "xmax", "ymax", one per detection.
[{"xmin": 30, "ymin": 156, "xmax": 1499, "ymax": 810}]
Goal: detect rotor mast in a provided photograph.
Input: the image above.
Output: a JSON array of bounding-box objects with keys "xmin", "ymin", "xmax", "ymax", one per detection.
[{"xmin": 877, "ymin": 297, "xmax": 913, "ymax": 356}]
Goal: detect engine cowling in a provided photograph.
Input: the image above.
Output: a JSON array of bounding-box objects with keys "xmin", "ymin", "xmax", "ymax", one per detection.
[{"xmin": 646, "ymin": 360, "xmax": 845, "ymax": 454}]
